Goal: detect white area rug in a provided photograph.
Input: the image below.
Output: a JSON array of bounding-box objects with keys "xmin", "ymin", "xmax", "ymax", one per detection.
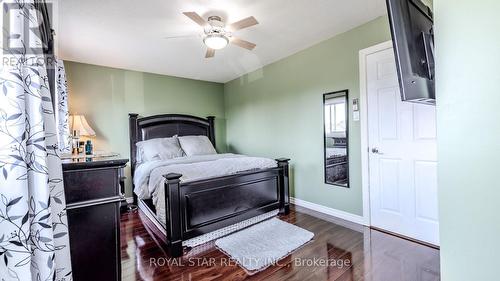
[
  {"xmin": 183, "ymin": 210, "xmax": 278, "ymax": 248},
  {"xmin": 215, "ymin": 218, "xmax": 314, "ymax": 273}
]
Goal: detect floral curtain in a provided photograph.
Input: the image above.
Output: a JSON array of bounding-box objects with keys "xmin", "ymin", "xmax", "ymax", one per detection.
[
  {"xmin": 55, "ymin": 60, "xmax": 71, "ymax": 153},
  {"xmin": 0, "ymin": 1, "xmax": 72, "ymax": 280}
]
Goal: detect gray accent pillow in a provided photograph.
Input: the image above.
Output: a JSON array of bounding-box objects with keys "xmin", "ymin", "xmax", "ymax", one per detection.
[
  {"xmin": 178, "ymin": 135, "xmax": 217, "ymax": 156},
  {"xmin": 136, "ymin": 136, "xmax": 184, "ymax": 163}
]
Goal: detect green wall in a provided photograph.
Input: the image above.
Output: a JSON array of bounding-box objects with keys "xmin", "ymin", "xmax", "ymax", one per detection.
[
  {"xmin": 435, "ymin": 0, "xmax": 500, "ymax": 280},
  {"xmin": 65, "ymin": 16, "xmax": 391, "ymax": 215},
  {"xmin": 65, "ymin": 62, "xmax": 225, "ymax": 197},
  {"xmin": 224, "ymin": 16, "xmax": 391, "ymax": 215}
]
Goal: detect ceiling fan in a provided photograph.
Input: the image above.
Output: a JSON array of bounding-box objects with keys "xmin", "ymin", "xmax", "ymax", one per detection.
[{"xmin": 178, "ymin": 12, "xmax": 259, "ymax": 58}]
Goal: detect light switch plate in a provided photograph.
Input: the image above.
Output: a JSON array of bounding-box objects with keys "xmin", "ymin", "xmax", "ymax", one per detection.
[
  {"xmin": 352, "ymin": 98, "xmax": 359, "ymax": 111},
  {"xmin": 353, "ymin": 111, "xmax": 360, "ymax": 121}
]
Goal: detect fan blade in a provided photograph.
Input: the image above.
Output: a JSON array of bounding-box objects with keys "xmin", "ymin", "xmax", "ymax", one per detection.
[
  {"xmin": 231, "ymin": 37, "xmax": 256, "ymax": 50},
  {"xmin": 183, "ymin": 12, "xmax": 207, "ymax": 26},
  {"xmin": 205, "ymin": 48, "xmax": 215, "ymax": 58},
  {"xmin": 228, "ymin": 16, "xmax": 258, "ymax": 31}
]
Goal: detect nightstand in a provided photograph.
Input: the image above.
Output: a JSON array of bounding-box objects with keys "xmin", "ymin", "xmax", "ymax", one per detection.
[{"xmin": 62, "ymin": 157, "xmax": 128, "ymax": 281}]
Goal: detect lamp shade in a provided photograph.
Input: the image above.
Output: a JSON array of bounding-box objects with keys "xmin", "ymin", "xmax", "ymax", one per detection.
[{"xmin": 70, "ymin": 114, "xmax": 96, "ymax": 136}]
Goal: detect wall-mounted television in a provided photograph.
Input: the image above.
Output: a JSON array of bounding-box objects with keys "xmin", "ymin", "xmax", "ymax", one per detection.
[{"xmin": 387, "ymin": 0, "xmax": 435, "ymax": 105}]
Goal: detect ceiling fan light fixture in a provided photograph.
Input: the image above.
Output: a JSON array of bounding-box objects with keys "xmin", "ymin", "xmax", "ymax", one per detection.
[
  {"xmin": 203, "ymin": 34, "xmax": 228, "ymax": 50},
  {"xmin": 181, "ymin": 12, "xmax": 258, "ymax": 57}
]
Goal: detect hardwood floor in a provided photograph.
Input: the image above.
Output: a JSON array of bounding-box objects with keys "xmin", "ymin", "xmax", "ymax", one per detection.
[{"xmin": 120, "ymin": 205, "xmax": 440, "ymax": 280}]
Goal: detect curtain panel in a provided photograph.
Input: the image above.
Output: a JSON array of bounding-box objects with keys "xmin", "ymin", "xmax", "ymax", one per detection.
[
  {"xmin": 55, "ymin": 60, "xmax": 71, "ymax": 153},
  {"xmin": 0, "ymin": 1, "xmax": 72, "ymax": 280}
]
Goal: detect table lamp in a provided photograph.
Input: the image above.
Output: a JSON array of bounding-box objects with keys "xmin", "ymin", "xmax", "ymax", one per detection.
[{"xmin": 69, "ymin": 114, "xmax": 96, "ymax": 154}]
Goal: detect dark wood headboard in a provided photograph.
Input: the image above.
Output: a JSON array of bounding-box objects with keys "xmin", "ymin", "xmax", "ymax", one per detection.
[{"xmin": 128, "ymin": 113, "xmax": 215, "ymax": 175}]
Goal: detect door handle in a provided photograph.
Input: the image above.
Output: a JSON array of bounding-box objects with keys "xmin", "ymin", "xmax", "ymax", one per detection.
[{"xmin": 371, "ymin": 147, "xmax": 384, "ymax": 155}]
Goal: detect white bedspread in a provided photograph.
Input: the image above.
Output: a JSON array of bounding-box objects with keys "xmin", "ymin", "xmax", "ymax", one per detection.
[{"xmin": 133, "ymin": 153, "xmax": 277, "ymax": 208}]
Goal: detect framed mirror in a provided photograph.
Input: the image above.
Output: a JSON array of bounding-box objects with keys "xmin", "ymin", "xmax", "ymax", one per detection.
[{"xmin": 323, "ymin": 90, "xmax": 349, "ymax": 187}]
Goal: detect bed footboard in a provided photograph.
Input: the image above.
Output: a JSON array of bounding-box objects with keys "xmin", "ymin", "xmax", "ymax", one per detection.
[{"xmin": 163, "ymin": 158, "xmax": 290, "ymax": 257}]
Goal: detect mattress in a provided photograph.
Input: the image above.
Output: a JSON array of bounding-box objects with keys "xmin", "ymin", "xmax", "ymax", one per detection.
[{"xmin": 133, "ymin": 153, "xmax": 277, "ymax": 223}]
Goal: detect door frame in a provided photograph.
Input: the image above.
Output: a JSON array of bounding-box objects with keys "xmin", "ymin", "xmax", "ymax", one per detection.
[{"xmin": 359, "ymin": 40, "xmax": 394, "ymax": 226}]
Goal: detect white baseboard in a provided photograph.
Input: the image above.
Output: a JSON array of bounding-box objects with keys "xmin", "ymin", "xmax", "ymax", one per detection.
[{"xmin": 290, "ymin": 197, "xmax": 367, "ymax": 226}]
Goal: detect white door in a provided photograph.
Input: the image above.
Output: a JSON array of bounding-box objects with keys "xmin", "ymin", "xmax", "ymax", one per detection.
[{"xmin": 367, "ymin": 47, "xmax": 439, "ymax": 245}]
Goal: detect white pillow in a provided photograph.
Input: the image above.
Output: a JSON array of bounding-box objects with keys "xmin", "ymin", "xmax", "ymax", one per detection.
[
  {"xmin": 178, "ymin": 135, "xmax": 217, "ymax": 156},
  {"xmin": 136, "ymin": 136, "xmax": 184, "ymax": 163}
]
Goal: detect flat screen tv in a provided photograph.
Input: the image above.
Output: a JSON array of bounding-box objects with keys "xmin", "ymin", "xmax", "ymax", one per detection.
[{"xmin": 387, "ymin": 0, "xmax": 435, "ymax": 105}]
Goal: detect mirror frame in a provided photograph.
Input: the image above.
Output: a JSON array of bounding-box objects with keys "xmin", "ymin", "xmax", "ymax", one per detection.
[{"xmin": 323, "ymin": 89, "xmax": 350, "ymax": 188}]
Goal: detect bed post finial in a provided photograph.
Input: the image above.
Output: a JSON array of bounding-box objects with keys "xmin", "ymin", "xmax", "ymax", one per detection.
[
  {"xmin": 206, "ymin": 116, "xmax": 216, "ymax": 148},
  {"xmin": 276, "ymin": 158, "xmax": 291, "ymax": 215},
  {"xmin": 163, "ymin": 173, "xmax": 183, "ymax": 257}
]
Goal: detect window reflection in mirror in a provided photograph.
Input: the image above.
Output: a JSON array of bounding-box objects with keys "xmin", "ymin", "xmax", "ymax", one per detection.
[{"xmin": 324, "ymin": 90, "xmax": 349, "ymax": 187}]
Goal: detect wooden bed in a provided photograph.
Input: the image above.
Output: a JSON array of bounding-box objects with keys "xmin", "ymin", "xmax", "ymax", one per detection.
[{"xmin": 129, "ymin": 113, "xmax": 290, "ymax": 257}]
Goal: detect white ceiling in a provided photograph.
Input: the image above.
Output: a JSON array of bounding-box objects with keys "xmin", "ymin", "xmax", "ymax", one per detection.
[{"xmin": 57, "ymin": 0, "xmax": 386, "ymax": 83}]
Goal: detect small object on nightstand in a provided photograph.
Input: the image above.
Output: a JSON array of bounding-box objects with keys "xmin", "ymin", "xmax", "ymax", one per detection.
[
  {"xmin": 78, "ymin": 141, "xmax": 85, "ymax": 154},
  {"xmin": 85, "ymin": 140, "xmax": 93, "ymax": 155}
]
